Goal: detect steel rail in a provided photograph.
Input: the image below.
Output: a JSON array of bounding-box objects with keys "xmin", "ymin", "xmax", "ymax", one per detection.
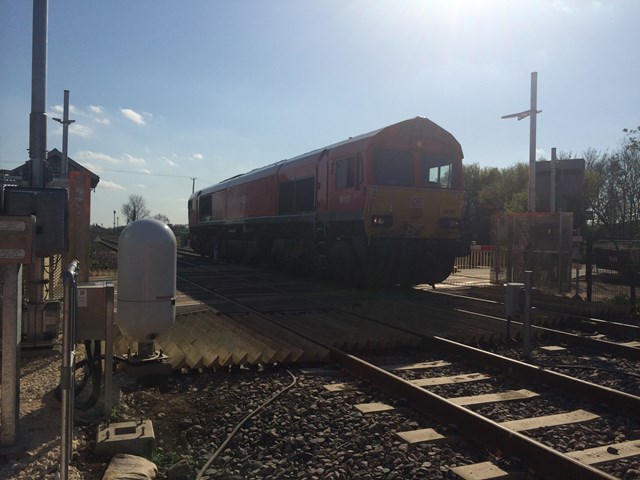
[
  {"xmin": 423, "ymin": 335, "xmax": 640, "ymax": 418},
  {"xmin": 329, "ymin": 347, "xmax": 618, "ymax": 480},
  {"xmin": 456, "ymin": 307, "xmax": 640, "ymax": 361}
]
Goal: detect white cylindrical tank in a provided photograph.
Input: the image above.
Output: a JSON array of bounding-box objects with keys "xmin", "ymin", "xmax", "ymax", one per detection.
[{"xmin": 117, "ymin": 218, "xmax": 176, "ymax": 343}]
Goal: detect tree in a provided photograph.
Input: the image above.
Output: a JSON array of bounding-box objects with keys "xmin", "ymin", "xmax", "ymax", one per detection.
[
  {"xmin": 121, "ymin": 194, "xmax": 150, "ymax": 224},
  {"xmin": 463, "ymin": 162, "xmax": 529, "ymax": 243},
  {"xmin": 153, "ymin": 213, "xmax": 171, "ymax": 224},
  {"xmin": 587, "ymin": 128, "xmax": 640, "ymax": 238}
]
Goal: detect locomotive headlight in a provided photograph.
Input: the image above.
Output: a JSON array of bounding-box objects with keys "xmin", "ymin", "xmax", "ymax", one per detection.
[
  {"xmin": 371, "ymin": 214, "xmax": 394, "ymax": 227},
  {"xmin": 439, "ymin": 218, "xmax": 460, "ymax": 229}
]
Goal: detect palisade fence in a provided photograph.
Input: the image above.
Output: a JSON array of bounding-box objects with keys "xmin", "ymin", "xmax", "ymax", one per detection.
[
  {"xmin": 588, "ymin": 238, "xmax": 639, "ymax": 305},
  {"xmin": 454, "ymin": 244, "xmax": 495, "ymax": 270},
  {"xmin": 453, "ymin": 237, "xmax": 638, "ymax": 307}
]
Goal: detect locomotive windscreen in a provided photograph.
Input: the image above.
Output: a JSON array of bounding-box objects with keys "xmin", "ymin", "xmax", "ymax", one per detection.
[
  {"xmin": 421, "ymin": 153, "xmax": 458, "ymax": 189},
  {"xmin": 372, "ymin": 149, "xmax": 412, "ymax": 186}
]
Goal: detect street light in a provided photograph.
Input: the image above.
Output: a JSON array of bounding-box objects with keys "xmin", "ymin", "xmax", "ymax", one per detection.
[
  {"xmin": 502, "ymin": 72, "xmax": 542, "ymax": 213},
  {"xmin": 113, "ymin": 210, "xmax": 116, "ymax": 234}
]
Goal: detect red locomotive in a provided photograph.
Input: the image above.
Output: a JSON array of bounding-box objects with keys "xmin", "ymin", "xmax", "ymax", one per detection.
[{"xmin": 188, "ymin": 117, "xmax": 467, "ymax": 286}]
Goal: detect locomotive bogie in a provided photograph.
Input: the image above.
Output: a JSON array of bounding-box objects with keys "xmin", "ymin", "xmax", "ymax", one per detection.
[{"xmin": 188, "ymin": 117, "xmax": 467, "ymax": 287}]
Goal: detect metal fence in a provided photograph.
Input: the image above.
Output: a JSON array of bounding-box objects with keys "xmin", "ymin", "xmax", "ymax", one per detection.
[
  {"xmin": 455, "ymin": 244, "xmax": 495, "ymax": 270},
  {"xmin": 454, "ymin": 235, "xmax": 638, "ymax": 308},
  {"xmin": 586, "ymin": 238, "xmax": 638, "ymax": 306}
]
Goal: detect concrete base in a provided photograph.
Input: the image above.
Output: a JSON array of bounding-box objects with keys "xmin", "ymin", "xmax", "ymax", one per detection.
[{"xmin": 95, "ymin": 420, "xmax": 155, "ymax": 458}]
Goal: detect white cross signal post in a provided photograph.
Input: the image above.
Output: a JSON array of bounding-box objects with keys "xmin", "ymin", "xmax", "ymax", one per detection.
[{"xmin": 502, "ymin": 72, "xmax": 542, "ymax": 213}]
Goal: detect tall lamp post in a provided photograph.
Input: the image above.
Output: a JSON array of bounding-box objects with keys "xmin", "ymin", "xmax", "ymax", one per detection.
[
  {"xmin": 113, "ymin": 210, "xmax": 116, "ymax": 234},
  {"xmin": 502, "ymin": 72, "xmax": 542, "ymax": 213}
]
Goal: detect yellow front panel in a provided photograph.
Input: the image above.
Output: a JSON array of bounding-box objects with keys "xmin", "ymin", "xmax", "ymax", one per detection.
[{"xmin": 364, "ymin": 185, "xmax": 464, "ymax": 238}]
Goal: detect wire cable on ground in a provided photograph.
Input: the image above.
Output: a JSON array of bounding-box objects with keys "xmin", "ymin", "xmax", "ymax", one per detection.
[{"xmin": 195, "ymin": 370, "xmax": 298, "ymax": 480}]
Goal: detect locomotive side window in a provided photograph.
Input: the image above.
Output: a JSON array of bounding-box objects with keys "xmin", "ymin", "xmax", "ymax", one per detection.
[
  {"xmin": 199, "ymin": 194, "xmax": 213, "ymax": 221},
  {"xmin": 421, "ymin": 153, "xmax": 457, "ymax": 189},
  {"xmin": 373, "ymin": 149, "xmax": 412, "ymax": 186},
  {"xmin": 335, "ymin": 156, "xmax": 359, "ymax": 190}
]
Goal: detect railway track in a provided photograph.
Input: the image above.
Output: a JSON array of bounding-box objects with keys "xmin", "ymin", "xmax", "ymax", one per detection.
[
  {"xmin": 96, "ymin": 238, "xmax": 640, "ymax": 478},
  {"xmin": 325, "ymin": 342, "xmax": 640, "ymax": 480}
]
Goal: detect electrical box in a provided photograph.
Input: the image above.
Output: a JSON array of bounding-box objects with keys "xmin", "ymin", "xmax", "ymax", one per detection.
[
  {"xmin": 22, "ymin": 301, "xmax": 60, "ymax": 346},
  {"xmin": 504, "ymin": 282, "xmax": 524, "ymax": 318},
  {"xmin": 77, "ymin": 282, "xmax": 115, "ymax": 341},
  {"xmin": 0, "ymin": 215, "xmax": 35, "ymax": 264},
  {"xmin": 2, "ymin": 187, "xmax": 68, "ymax": 256}
]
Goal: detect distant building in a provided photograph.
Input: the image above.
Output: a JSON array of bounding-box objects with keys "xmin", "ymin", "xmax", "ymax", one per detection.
[
  {"xmin": 1, "ymin": 149, "xmax": 100, "ymax": 285},
  {"xmin": 535, "ymin": 158, "xmax": 585, "ymax": 213}
]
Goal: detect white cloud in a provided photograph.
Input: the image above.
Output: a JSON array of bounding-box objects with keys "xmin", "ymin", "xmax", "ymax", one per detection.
[
  {"xmin": 139, "ymin": 168, "xmax": 151, "ymax": 175},
  {"xmin": 164, "ymin": 157, "xmax": 177, "ymax": 167},
  {"xmin": 136, "ymin": 183, "xmax": 148, "ymax": 189},
  {"xmin": 124, "ymin": 154, "xmax": 147, "ymax": 166},
  {"xmin": 94, "ymin": 117, "xmax": 111, "ymax": 125},
  {"xmin": 76, "ymin": 150, "xmax": 120, "ymax": 164},
  {"xmin": 120, "ymin": 108, "xmax": 146, "ymax": 125},
  {"xmin": 89, "ymin": 105, "xmax": 104, "ymax": 114},
  {"xmin": 78, "ymin": 162, "xmax": 103, "ymax": 174},
  {"xmin": 69, "ymin": 123, "xmax": 93, "ymax": 138},
  {"xmin": 192, "ymin": 153, "xmax": 204, "ymax": 160},
  {"xmin": 50, "ymin": 104, "xmax": 81, "ymax": 115},
  {"xmin": 98, "ymin": 180, "xmax": 125, "ymax": 190}
]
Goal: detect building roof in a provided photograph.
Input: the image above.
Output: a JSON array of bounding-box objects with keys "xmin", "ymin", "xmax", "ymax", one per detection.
[{"xmin": 0, "ymin": 149, "xmax": 100, "ymax": 189}]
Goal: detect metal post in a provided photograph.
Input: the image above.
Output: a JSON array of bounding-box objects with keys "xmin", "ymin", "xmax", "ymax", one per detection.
[
  {"xmin": 550, "ymin": 147, "xmax": 556, "ymax": 213},
  {"xmin": 1, "ymin": 264, "xmax": 23, "ymax": 446},
  {"xmin": 523, "ymin": 271, "xmax": 532, "ymax": 358},
  {"xmin": 104, "ymin": 283, "xmax": 115, "ymax": 414},
  {"xmin": 528, "ymin": 72, "xmax": 538, "ymax": 213},
  {"xmin": 53, "ymin": 90, "xmax": 75, "ymax": 178},
  {"xmin": 26, "ymin": 0, "xmax": 48, "ymax": 347},
  {"xmin": 61, "ymin": 260, "xmax": 79, "ymax": 480},
  {"xmin": 29, "ymin": 0, "xmax": 48, "ymax": 189},
  {"xmin": 586, "ymin": 233, "xmax": 593, "ymax": 302},
  {"xmin": 501, "ymin": 72, "xmax": 541, "ymax": 214}
]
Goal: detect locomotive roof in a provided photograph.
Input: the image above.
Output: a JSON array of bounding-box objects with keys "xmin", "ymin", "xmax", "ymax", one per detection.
[{"xmin": 193, "ymin": 117, "xmax": 459, "ymax": 198}]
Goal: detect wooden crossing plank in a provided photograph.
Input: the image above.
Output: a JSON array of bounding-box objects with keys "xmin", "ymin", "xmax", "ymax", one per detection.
[
  {"xmin": 499, "ymin": 409, "xmax": 599, "ymax": 432},
  {"xmin": 204, "ymin": 312, "xmax": 282, "ymax": 363},
  {"xmin": 239, "ymin": 313, "xmax": 321, "ymax": 363},
  {"xmin": 411, "ymin": 372, "xmax": 490, "ymax": 387},
  {"xmin": 566, "ymin": 439, "xmax": 640, "ymax": 465},
  {"xmin": 450, "ymin": 389, "xmax": 539, "ymax": 406},
  {"xmin": 231, "ymin": 314, "xmax": 300, "ymax": 364},
  {"xmin": 191, "ymin": 313, "xmax": 251, "ymax": 366}
]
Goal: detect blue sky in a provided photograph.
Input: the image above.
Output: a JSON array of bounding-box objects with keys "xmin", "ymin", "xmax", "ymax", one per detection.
[{"xmin": 1, "ymin": 0, "xmax": 638, "ymax": 227}]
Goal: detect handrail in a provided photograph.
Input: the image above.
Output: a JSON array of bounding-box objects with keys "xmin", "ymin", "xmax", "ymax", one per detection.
[{"xmin": 60, "ymin": 260, "xmax": 79, "ymax": 480}]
